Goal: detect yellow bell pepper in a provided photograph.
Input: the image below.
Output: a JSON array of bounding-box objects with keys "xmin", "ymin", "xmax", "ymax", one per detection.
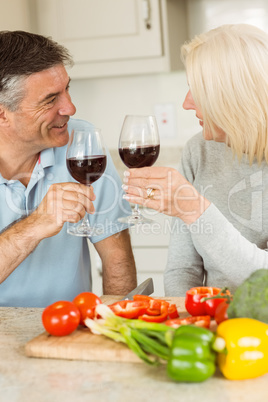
[{"xmin": 215, "ymin": 318, "xmax": 268, "ymax": 380}]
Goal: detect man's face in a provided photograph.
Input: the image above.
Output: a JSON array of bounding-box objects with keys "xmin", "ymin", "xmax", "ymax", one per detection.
[{"xmin": 6, "ymin": 64, "xmax": 76, "ymax": 152}]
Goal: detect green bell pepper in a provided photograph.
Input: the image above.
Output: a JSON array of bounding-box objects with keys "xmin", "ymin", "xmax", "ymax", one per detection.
[{"xmin": 167, "ymin": 325, "xmax": 216, "ymax": 382}]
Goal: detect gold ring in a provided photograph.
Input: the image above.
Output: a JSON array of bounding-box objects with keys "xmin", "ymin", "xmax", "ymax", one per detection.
[{"xmin": 146, "ymin": 188, "xmax": 155, "ymax": 199}]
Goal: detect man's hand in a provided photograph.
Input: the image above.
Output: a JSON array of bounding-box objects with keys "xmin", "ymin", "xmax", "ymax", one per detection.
[
  {"xmin": 31, "ymin": 182, "xmax": 96, "ymax": 238},
  {"xmin": 0, "ymin": 182, "xmax": 96, "ymax": 283}
]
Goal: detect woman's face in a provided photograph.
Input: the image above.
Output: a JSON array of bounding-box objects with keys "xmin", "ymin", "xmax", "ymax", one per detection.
[{"xmin": 183, "ymin": 90, "xmax": 226, "ymax": 142}]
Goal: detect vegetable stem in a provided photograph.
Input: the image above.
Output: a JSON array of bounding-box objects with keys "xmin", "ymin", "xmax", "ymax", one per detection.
[
  {"xmin": 212, "ymin": 336, "xmax": 227, "ymax": 353},
  {"xmin": 84, "ymin": 318, "xmax": 126, "ymax": 343},
  {"xmin": 131, "ymin": 329, "xmax": 170, "ymax": 360},
  {"xmin": 201, "ymin": 287, "xmax": 232, "ymax": 303},
  {"xmin": 119, "ymin": 325, "xmax": 158, "ymax": 365}
]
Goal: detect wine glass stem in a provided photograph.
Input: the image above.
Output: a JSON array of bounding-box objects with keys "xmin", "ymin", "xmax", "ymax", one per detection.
[
  {"xmin": 80, "ymin": 213, "xmax": 90, "ymax": 229},
  {"xmin": 79, "ymin": 184, "xmax": 91, "ymax": 229},
  {"xmin": 133, "ymin": 204, "xmax": 141, "ymax": 217}
]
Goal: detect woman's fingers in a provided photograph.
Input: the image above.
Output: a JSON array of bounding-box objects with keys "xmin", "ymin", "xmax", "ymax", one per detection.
[
  {"xmin": 122, "ymin": 184, "xmax": 161, "ymax": 200},
  {"xmin": 122, "ymin": 166, "xmax": 206, "ymax": 219},
  {"xmin": 125, "ymin": 166, "xmax": 174, "ymax": 179},
  {"xmin": 123, "ymin": 192, "xmax": 163, "ymax": 213},
  {"xmin": 124, "ymin": 167, "xmax": 178, "ymax": 190}
]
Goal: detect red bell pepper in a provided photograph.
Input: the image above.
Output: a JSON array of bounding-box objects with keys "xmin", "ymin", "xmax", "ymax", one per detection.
[
  {"xmin": 138, "ymin": 301, "xmax": 169, "ymax": 323},
  {"xmin": 185, "ymin": 287, "xmax": 230, "ymax": 317},
  {"xmin": 167, "ymin": 303, "xmax": 179, "ymax": 319},
  {"xmin": 108, "ymin": 300, "xmax": 148, "ymax": 319},
  {"xmin": 133, "ymin": 295, "xmax": 152, "ymax": 302},
  {"xmin": 133, "ymin": 295, "xmax": 162, "ymax": 310},
  {"xmin": 110, "ymin": 295, "xmax": 179, "ymax": 323},
  {"xmin": 165, "ymin": 315, "xmax": 211, "ymax": 329}
]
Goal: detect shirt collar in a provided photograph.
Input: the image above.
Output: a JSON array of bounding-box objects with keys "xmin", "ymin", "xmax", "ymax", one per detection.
[
  {"xmin": 0, "ymin": 148, "xmax": 56, "ymax": 185},
  {"xmin": 38, "ymin": 148, "xmax": 55, "ymax": 169}
]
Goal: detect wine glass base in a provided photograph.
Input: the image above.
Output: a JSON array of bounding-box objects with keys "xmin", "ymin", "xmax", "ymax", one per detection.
[
  {"xmin": 118, "ymin": 214, "xmax": 154, "ymax": 225},
  {"xmin": 67, "ymin": 223, "xmax": 103, "ymax": 237}
]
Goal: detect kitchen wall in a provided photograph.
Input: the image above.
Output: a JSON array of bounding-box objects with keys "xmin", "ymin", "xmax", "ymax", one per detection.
[{"xmin": 0, "ymin": 0, "xmax": 32, "ymax": 31}]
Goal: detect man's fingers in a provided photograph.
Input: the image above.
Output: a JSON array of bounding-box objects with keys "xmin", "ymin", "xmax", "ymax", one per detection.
[
  {"xmin": 59, "ymin": 182, "xmax": 96, "ymax": 201},
  {"xmin": 62, "ymin": 190, "xmax": 95, "ymax": 214}
]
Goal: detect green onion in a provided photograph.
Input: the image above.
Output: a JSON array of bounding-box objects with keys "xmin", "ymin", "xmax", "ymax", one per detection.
[{"xmin": 83, "ymin": 304, "xmax": 175, "ymax": 365}]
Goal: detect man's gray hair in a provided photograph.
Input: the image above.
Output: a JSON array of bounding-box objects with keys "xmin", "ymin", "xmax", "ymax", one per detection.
[{"xmin": 0, "ymin": 30, "xmax": 73, "ymax": 111}]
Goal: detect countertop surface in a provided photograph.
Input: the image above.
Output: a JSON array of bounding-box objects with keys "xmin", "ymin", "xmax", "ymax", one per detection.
[{"xmin": 1, "ymin": 297, "xmax": 268, "ymax": 402}]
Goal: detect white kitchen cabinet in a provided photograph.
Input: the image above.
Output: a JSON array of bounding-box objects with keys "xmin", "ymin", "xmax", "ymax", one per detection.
[
  {"xmin": 34, "ymin": 0, "xmax": 187, "ymax": 78},
  {"xmin": 90, "ymin": 211, "xmax": 171, "ymax": 297},
  {"xmin": 0, "ymin": 0, "xmax": 33, "ymax": 31},
  {"xmin": 130, "ymin": 211, "xmax": 171, "ymax": 296}
]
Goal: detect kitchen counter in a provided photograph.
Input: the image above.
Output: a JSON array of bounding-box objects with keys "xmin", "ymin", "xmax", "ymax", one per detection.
[{"xmin": 1, "ymin": 302, "xmax": 268, "ymax": 402}]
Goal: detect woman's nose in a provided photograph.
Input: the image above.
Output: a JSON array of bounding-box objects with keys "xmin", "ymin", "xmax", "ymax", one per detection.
[{"xmin": 183, "ymin": 90, "xmax": 196, "ymax": 111}]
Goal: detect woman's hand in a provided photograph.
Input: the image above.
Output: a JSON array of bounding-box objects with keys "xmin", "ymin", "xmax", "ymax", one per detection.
[{"xmin": 122, "ymin": 167, "xmax": 210, "ymax": 224}]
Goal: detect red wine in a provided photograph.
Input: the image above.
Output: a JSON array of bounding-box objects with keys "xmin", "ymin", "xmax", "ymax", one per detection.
[
  {"xmin": 67, "ymin": 155, "xmax": 107, "ymax": 185},
  {"xmin": 119, "ymin": 144, "xmax": 160, "ymax": 168}
]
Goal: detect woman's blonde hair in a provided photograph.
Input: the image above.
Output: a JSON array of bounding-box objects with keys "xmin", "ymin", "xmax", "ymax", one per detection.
[{"xmin": 181, "ymin": 24, "xmax": 268, "ymax": 164}]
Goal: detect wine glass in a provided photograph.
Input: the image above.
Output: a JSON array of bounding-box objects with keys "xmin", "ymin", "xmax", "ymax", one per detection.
[
  {"xmin": 118, "ymin": 115, "xmax": 160, "ymax": 225},
  {"xmin": 66, "ymin": 127, "xmax": 107, "ymax": 236}
]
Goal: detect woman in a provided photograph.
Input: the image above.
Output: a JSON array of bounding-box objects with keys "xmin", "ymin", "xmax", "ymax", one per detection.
[{"xmin": 122, "ymin": 24, "xmax": 268, "ymax": 296}]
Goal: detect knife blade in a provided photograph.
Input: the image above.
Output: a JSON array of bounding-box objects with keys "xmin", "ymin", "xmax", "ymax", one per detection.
[{"xmin": 121, "ymin": 278, "xmax": 154, "ymax": 300}]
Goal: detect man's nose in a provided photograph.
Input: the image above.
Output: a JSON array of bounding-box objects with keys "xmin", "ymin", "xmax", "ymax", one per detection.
[{"xmin": 58, "ymin": 94, "xmax": 76, "ymax": 116}]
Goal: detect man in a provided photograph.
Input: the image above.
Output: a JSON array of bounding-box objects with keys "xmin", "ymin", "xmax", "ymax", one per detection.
[{"xmin": 0, "ymin": 31, "xmax": 137, "ymax": 307}]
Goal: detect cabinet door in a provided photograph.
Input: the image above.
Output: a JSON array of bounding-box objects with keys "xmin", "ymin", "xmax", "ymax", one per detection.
[
  {"xmin": 133, "ymin": 247, "xmax": 168, "ymax": 296},
  {"xmin": 0, "ymin": 0, "xmax": 32, "ymax": 31},
  {"xmin": 35, "ymin": 0, "xmax": 187, "ymax": 77},
  {"xmin": 36, "ymin": 0, "xmax": 162, "ymax": 63}
]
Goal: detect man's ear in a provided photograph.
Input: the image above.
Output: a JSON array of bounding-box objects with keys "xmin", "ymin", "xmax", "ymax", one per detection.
[{"xmin": 0, "ymin": 105, "xmax": 10, "ymax": 126}]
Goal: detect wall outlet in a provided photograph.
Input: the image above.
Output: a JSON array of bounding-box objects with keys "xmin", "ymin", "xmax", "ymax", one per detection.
[{"xmin": 154, "ymin": 103, "xmax": 177, "ymax": 139}]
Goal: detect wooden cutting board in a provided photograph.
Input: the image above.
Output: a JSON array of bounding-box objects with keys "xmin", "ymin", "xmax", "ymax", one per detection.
[{"xmin": 25, "ymin": 296, "xmax": 187, "ymax": 363}]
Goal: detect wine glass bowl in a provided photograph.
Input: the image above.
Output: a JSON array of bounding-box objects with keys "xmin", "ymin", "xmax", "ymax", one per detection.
[
  {"xmin": 66, "ymin": 127, "xmax": 106, "ymax": 236},
  {"xmin": 66, "ymin": 153, "xmax": 107, "ymax": 185},
  {"xmin": 118, "ymin": 115, "xmax": 160, "ymax": 225},
  {"xmin": 119, "ymin": 143, "xmax": 160, "ymax": 169}
]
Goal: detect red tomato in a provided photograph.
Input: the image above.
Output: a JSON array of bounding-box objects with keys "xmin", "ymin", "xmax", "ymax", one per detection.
[
  {"xmin": 185, "ymin": 287, "xmax": 229, "ymax": 317},
  {"xmin": 73, "ymin": 292, "xmax": 102, "ymax": 325},
  {"xmin": 165, "ymin": 315, "xmax": 211, "ymax": 329},
  {"xmin": 214, "ymin": 300, "xmax": 229, "ymax": 325},
  {"xmin": 42, "ymin": 301, "xmax": 80, "ymax": 336}
]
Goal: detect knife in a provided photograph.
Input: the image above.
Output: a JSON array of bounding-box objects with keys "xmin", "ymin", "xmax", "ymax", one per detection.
[{"xmin": 121, "ymin": 278, "xmax": 154, "ymax": 300}]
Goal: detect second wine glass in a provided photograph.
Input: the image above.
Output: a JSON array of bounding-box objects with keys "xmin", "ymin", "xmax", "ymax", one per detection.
[
  {"xmin": 118, "ymin": 115, "xmax": 160, "ymax": 225},
  {"xmin": 66, "ymin": 127, "xmax": 107, "ymax": 236}
]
